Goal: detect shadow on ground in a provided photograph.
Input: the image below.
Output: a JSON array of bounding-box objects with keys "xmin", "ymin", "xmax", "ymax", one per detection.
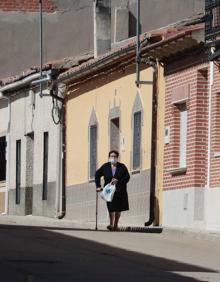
[{"xmin": 0, "ymin": 224, "xmax": 217, "ymax": 282}]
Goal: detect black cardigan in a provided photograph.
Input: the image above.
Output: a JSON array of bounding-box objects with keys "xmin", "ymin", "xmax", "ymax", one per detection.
[{"xmin": 95, "ymin": 162, "xmax": 130, "ymax": 192}]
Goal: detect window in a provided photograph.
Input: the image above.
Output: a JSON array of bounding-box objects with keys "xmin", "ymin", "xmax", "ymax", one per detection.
[
  {"xmin": 42, "ymin": 132, "xmax": 49, "ymax": 200},
  {"xmin": 16, "ymin": 140, "xmax": 21, "ymax": 204},
  {"xmin": 133, "ymin": 111, "xmax": 142, "ymax": 170},
  {"xmin": 179, "ymin": 104, "xmax": 187, "ymax": 168},
  {"xmin": 0, "ymin": 137, "xmax": 6, "ymax": 181},
  {"xmin": 89, "ymin": 125, "xmax": 97, "ymax": 179},
  {"xmin": 110, "ymin": 117, "xmax": 120, "ymax": 152}
]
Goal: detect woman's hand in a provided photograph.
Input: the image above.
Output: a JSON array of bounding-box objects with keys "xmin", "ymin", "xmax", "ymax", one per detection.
[
  {"xmin": 96, "ymin": 187, "xmax": 103, "ymax": 192},
  {"xmin": 111, "ymin": 178, "xmax": 118, "ymax": 185}
]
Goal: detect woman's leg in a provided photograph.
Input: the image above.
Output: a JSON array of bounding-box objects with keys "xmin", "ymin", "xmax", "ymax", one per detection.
[
  {"xmin": 109, "ymin": 212, "xmax": 115, "ymax": 228},
  {"xmin": 113, "ymin": 212, "xmax": 121, "ymax": 230}
]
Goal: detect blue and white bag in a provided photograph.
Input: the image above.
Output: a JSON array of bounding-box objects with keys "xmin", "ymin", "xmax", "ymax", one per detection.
[{"xmin": 100, "ymin": 183, "xmax": 116, "ymax": 202}]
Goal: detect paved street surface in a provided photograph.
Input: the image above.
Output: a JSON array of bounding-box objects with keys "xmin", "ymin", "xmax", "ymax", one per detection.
[{"xmin": 0, "ymin": 216, "xmax": 220, "ymax": 282}]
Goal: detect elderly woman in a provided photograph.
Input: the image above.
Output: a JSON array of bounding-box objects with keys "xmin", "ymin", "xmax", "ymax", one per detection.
[{"xmin": 95, "ymin": 150, "xmax": 130, "ymax": 231}]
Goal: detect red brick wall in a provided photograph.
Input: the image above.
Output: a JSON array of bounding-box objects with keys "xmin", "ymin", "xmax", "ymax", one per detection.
[
  {"xmin": 0, "ymin": 0, "xmax": 56, "ymax": 12},
  {"xmin": 163, "ymin": 56, "xmax": 209, "ymax": 191},
  {"xmin": 210, "ymin": 63, "xmax": 220, "ymax": 187}
]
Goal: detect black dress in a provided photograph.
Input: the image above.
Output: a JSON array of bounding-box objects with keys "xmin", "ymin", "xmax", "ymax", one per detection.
[{"xmin": 95, "ymin": 162, "xmax": 130, "ymax": 212}]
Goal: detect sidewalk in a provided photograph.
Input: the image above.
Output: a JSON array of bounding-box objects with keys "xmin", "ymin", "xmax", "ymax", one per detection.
[{"xmin": 0, "ymin": 214, "xmax": 220, "ymax": 241}]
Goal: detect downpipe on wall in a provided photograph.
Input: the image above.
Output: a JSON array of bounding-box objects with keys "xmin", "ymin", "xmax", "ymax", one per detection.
[
  {"xmin": 56, "ymin": 84, "xmax": 66, "ymax": 220},
  {"xmin": 135, "ymin": 0, "xmax": 158, "ymax": 227},
  {"xmin": 205, "ymin": 48, "xmax": 214, "ymax": 229},
  {"xmin": 145, "ymin": 62, "xmax": 158, "ymax": 226},
  {"xmin": 207, "ymin": 48, "xmax": 214, "ymax": 190}
]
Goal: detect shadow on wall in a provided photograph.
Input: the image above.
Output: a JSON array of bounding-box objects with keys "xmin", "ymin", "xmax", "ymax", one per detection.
[{"xmin": 0, "ymin": 224, "xmax": 217, "ymax": 281}]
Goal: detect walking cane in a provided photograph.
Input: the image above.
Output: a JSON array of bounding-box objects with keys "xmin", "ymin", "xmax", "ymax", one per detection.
[{"xmin": 95, "ymin": 191, "xmax": 98, "ymax": 231}]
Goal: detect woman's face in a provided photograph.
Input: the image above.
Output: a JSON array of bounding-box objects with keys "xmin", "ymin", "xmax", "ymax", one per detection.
[{"xmin": 109, "ymin": 153, "xmax": 118, "ymax": 165}]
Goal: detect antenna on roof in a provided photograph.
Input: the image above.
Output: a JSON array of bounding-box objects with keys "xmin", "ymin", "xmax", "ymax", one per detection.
[
  {"xmin": 39, "ymin": 0, "xmax": 43, "ymax": 96},
  {"xmin": 32, "ymin": 1, "xmax": 51, "ymax": 95},
  {"xmin": 135, "ymin": 0, "xmax": 153, "ymax": 87}
]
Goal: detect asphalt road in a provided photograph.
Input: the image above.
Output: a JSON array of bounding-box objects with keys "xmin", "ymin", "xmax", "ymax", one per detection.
[{"xmin": 0, "ymin": 224, "xmax": 220, "ymax": 282}]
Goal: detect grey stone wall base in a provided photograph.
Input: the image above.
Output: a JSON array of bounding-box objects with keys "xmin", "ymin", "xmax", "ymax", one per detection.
[
  {"xmin": 8, "ymin": 187, "xmax": 32, "ymax": 216},
  {"xmin": 32, "ymin": 182, "xmax": 56, "ymax": 218},
  {"xmin": 25, "ymin": 187, "xmax": 33, "ymax": 215},
  {"xmin": 9, "ymin": 182, "xmax": 56, "ymax": 217},
  {"xmin": 66, "ymin": 170, "xmax": 150, "ymax": 226}
]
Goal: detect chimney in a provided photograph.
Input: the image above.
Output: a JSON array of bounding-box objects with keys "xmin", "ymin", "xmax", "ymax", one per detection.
[{"xmin": 93, "ymin": 0, "xmax": 111, "ymax": 58}]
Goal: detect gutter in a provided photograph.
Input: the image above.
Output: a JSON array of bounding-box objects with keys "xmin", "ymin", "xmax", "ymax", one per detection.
[
  {"xmin": 0, "ymin": 73, "xmax": 41, "ymax": 94},
  {"xmin": 59, "ymin": 29, "xmax": 199, "ymax": 85}
]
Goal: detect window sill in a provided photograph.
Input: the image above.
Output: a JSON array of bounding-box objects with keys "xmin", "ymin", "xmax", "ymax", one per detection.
[
  {"xmin": 167, "ymin": 167, "xmax": 187, "ymax": 176},
  {"xmin": 131, "ymin": 169, "xmax": 141, "ymax": 175},
  {"xmin": 214, "ymin": 152, "xmax": 220, "ymax": 158}
]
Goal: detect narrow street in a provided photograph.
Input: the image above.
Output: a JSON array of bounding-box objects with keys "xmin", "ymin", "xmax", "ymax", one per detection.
[{"xmin": 0, "ymin": 217, "xmax": 219, "ymax": 282}]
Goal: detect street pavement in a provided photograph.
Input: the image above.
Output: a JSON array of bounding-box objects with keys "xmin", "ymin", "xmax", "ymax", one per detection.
[{"xmin": 0, "ymin": 215, "xmax": 220, "ymax": 282}]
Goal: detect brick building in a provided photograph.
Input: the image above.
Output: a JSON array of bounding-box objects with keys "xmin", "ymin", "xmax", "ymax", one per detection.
[{"xmin": 161, "ymin": 25, "xmax": 220, "ymax": 231}]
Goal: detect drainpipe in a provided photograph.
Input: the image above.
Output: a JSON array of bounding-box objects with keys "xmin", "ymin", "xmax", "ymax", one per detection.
[
  {"xmin": 57, "ymin": 111, "xmax": 66, "ymax": 219},
  {"xmin": 54, "ymin": 83, "xmax": 66, "ymax": 219},
  {"xmin": 135, "ymin": 0, "xmax": 158, "ymax": 226},
  {"xmin": 55, "ymin": 121, "xmax": 62, "ymax": 216},
  {"xmin": 145, "ymin": 63, "xmax": 158, "ymax": 226},
  {"xmin": 0, "ymin": 94, "xmax": 11, "ymax": 214},
  {"xmin": 57, "ymin": 84, "xmax": 66, "ymax": 219},
  {"xmin": 207, "ymin": 48, "xmax": 214, "ymax": 189}
]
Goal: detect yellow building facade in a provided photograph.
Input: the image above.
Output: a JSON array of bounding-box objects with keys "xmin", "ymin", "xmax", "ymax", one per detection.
[{"xmin": 64, "ymin": 61, "xmax": 165, "ymax": 226}]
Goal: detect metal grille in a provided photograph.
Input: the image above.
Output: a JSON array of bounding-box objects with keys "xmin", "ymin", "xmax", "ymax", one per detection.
[
  {"xmin": 205, "ymin": 0, "xmax": 220, "ymax": 41},
  {"xmin": 0, "ymin": 137, "xmax": 6, "ymax": 181},
  {"xmin": 110, "ymin": 118, "xmax": 120, "ymax": 152},
  {"xmin": 133, "ymin": 112, "xmax": 141, "ymax": 169},
  {"xmin": 16, "ymin": 140, "xmax": 21, "ymax": 204},
  {"xmin": 89, "ymin": 125, "xmax": 97, "ymax": 179},
  {"xmin": 42, "ymin": 132, "xmax": 49, "ymax": 200}
]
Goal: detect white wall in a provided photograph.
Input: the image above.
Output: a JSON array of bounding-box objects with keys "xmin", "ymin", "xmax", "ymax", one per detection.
[
  {"xmin": 163, "ymin": 187, "xmax": 206, "ymax": 230},
  {"xmin": 163, "ymin": 187, "xmax": 220, "ymax": 232},
  {"xmin": 205, "ymin": 188, "xmax": 220, "ymax": 232},
  {"xmin": 0, "ymin": 98, "xmax": 9, "ymax": 135},
  {"xmin": 9, "ymin": 89, "xmax": 60, "ymax": 189}
]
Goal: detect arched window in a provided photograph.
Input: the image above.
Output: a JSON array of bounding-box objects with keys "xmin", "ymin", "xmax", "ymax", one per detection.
[
  {"xmin": 89, "ymin": 109, "xmax": 98, "ymax": 180},
  {"xmin": 132, "ymin": 93, "xmax": 143, "ymax": 170}
]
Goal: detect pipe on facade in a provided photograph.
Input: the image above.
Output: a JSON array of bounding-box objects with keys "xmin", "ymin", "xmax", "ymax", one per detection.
[
  {"xmin": 57, "ymin": 93, "xmax": 66, "ymax": 220},
  {"xmin": 0, "ymin": 73, "xmax": 41, "ymax": 94},
  {"xmin": 55, "ymin": 121, "xmax": 62, "ymax": 217},
  {"xmin": 57, "ymin": 128, "xmax": 66, "ymax": 219},
  {"xmin": 145, "ymin": 62, "xmax": 158, "ymax": 226},
  {"xmin": 207, "ymin": 48, "xmax": 214, "ymax": 189}
]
